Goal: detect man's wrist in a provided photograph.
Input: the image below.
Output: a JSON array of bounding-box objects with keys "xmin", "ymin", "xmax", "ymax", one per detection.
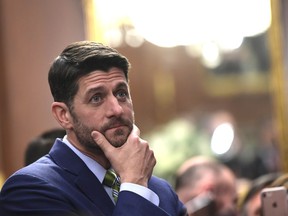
[{"xmin": 120, "ymin": 182, "xmax": 160, "ymax": 206}]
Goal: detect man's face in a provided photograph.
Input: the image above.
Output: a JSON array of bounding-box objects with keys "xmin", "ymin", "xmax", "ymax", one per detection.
[
  {"xmin": 212, "ymin": 169, "xmax": 238, "ymax": 216},
  {"xmin": 181, "ymin": 169, "xmax": 238, "ymax": 216},
  {"xmin": 69, "ymin": 67, "xmax": 134, "ymax": 151}
]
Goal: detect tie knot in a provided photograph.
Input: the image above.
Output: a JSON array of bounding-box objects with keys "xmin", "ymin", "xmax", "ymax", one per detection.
[{"xmin": 103, "ymin": 169, "xmax": 120, "ymax": 188}]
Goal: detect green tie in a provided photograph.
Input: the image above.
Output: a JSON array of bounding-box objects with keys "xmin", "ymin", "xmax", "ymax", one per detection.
[{"xmin": 103, "ymin": 169, "xmax": 121, "ymax": 202}]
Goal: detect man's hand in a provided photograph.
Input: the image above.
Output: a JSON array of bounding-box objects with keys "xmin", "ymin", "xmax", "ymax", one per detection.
[{"xmin": 91, "ymin": 125, "xmax": 156, "ymax": 187}]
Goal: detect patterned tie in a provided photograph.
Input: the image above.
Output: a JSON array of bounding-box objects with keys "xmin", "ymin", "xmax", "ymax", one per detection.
[{"xmin": 103, "ymin": 169, "xmax": 121, "ymax": 202}]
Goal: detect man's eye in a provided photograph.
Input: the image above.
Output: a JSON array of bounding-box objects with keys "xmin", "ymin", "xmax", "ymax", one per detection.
[
  {"xmin": 91, "ymin": 95, "xmax": 102, "ymax": 103},
  {"xmin": 117, "ymin": 90, "xmax": 128, "ymax": 99}
]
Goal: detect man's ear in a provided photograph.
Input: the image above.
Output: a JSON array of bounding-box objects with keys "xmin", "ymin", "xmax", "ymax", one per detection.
[{"xmin": 51, "ymin": 102, "xmax": 73, "ymax": 129}]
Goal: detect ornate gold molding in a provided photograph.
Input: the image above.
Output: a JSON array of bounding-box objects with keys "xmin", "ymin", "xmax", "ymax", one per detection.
[
  {"xmin": 82, "ymin": 0, "xmax": 105, "ymax": 42},
  {"xmin": 269, "ymin": 0, "xmax": 288, "ymax": 172}
]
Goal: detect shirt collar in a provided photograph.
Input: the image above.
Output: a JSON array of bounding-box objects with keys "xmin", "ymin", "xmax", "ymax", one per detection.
[{"xmin": 61, "ymin": 135, "xmax": 106, "ymax": 183}]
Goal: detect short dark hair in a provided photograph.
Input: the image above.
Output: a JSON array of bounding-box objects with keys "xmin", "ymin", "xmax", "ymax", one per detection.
[
  {"xmin": 48, "ymin": 41, "xmax": 130, "ymax": 107},
  {"xmin": 25, "ymin": 128, "xmax": 66, "ymax": 166}
]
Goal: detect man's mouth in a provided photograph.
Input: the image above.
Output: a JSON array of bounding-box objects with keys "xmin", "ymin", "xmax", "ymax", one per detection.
[{"xmin": 106, "ymin": 124, "xmax": 126, "ymax": 131}]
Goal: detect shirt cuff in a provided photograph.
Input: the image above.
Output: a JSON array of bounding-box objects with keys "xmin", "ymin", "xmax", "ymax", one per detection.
[{"xmin": 120, "ymin": 182, "xmax": 160, "ymax": 206}]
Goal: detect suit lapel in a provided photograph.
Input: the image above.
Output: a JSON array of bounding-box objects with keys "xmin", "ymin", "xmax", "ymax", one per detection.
[
  {"xmin": 75, "ymin": 168, "xmax": 115, "ymax": 215},
  {"xmin": 49, "ymin": 139, "xmax": 115, "ymax": 215}
]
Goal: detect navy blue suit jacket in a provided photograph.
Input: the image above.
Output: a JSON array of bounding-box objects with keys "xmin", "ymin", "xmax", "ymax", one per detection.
[{"xmin": 0, "ymin": 139, "xmax": 186, "ymax": 216}]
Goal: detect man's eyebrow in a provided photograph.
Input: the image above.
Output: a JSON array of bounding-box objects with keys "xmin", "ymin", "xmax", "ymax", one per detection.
[
  {"xmin": 85, "ymin": 82, "xmax": 128, "ymax": 96},
  {"xmin": 86, "ymin": 86, "xmax": 105, "ymax": 96},
  {"xmin": 116, "ymin": 82, "xmax": 129, "ymax": 89}
]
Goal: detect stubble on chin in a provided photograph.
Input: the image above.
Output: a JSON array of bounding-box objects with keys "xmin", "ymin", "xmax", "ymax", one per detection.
[{"xmin": 105, "ymin": 128, "xmax": 130, "ymax": 148}]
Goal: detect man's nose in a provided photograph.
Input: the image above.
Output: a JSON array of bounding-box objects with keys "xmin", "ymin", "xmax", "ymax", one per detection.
[{"xmin": 106, "ymin": 96, "xmax": 124, "ymax": 117}]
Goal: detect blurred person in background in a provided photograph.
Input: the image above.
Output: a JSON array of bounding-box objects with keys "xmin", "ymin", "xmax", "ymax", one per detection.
[
  {"xmin": 25, "ymin": 128, "xmax": 66, "ymax": 166},
  {"xmin": 238, "ymin": 173, "xmax": 281, "ymax": 216},
  {"xmin": 175, "ymin": 156, "xmax": 238, "ymax": 216}
]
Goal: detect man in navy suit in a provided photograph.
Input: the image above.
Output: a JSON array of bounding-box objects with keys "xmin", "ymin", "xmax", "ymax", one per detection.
[{"xmin": 0, "ymin": 41, "xmax": 187, "ymax": 216}]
